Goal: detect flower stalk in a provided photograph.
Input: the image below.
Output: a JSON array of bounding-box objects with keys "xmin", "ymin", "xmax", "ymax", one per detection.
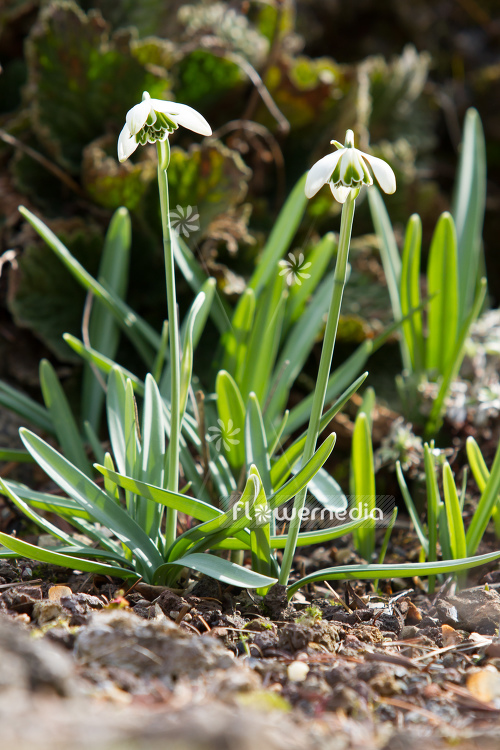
[
  {"xmin": 280, "ymin": 192, "xmax": 356, "ymax": 584},
  {"xmin": 157, "ymin": 139, "xmax": 180, "ymax": 548}
]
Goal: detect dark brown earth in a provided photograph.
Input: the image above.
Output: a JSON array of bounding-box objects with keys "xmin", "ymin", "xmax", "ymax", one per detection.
[{"xmin": 2, "ymin": 556, "xmax": 500, "ymax": 750}]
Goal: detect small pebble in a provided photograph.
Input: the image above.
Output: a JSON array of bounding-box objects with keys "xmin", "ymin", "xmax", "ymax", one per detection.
[{"xmin": 287, "ymin": 661, "xmax": 309, "ymax": 682}]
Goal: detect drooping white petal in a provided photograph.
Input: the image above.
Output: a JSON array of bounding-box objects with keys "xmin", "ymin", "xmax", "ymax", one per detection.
[
  {"xmin": 305, "ymin": 149, "xmax": 344, "ymax": 198},
  {"xmin": 126, "ymin": 100, "xmax": 152, "ymax": 135},
  {"xmin": 329, "ymin": 183, "xmax": 352, "ymax": 203},
  {"xmin": 362, "ymin": 153, "xmax": 396, "ymax": 194},
  {"xmin": 152, "ymin": 100, "xmax": 212, "ymax": 136},
  {"xmin": 117, "ymin": 124, "xmax": 138, "ymax": 162}
]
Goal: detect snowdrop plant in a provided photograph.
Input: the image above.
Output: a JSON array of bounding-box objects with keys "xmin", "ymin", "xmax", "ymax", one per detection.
[
  {"xmin": 280, "ymin": 130, "xmax": 396, "ymax": 584},
  {"xmin": 1, "ymin": 111, "xmax": 499, "ymax": 596},
  {"xmin": 119, "ymin": 91, "xmax": 211, "ymax": 549}
]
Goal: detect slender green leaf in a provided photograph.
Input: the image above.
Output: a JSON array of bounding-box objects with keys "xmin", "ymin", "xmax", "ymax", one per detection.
[
  {"xmin": 443, "ymin": 462, "xmax": 467, "ymax": 559},
  {"xmin": 368, "ymin": 188, "xmax": 410, "ymax": 370},
  {"xmin": 82, "ymin": 207, "xmax": 131, "ymax": 431},
  {"xmin": 467, "ymin": 436, "xmax": 489, "ymax": 493},
  {"xmin": 245, "ymin": 394, "xmax": 272, "ymax": 496},
  {"xmin": 427, "ymin": 278, "xmax": 487, "ymax": 435},
  {"xmin": 154, "ymin": 552, "xmax": 278, "ymax": 588},
  {"xmin": 0, "ymin": 532, "xmax": 134, "ymax": 578},
  {"xmin": 351, "ymin": 413, "xmax": 375, "ymax": 560},
  {"xmin": 248, "ymin": 173, "xmax": 307, "ymax": 295},
  {"xmin": 95, "ymin": 463, "xmax": 222, "ymax": 522},
  {"xmin": 20, "ymin": 429, "xmax": 163, "ymax": 574},
  {"xmin": 426, "ymin": 213, "xmax": 459, "ymax": 374},
  {"xmin": 287, "ymin": 551, "xmax": 500, "ymax": 598},
  {"xmin": 396, "ymin": 461, "xmax": 429, "ymax": 553},
  {"xmin": 221, "ymin": 290, "xmax": 254, "ymax": 383},
  {"xmin": 466, "ymin": 436, "xmax": 500, "ymax": 555},
  {"xmin": 19, "ymin": 206, "xmax": 159, "ymax": 364},
  {"xmin": 172, "ymin": 232, "xmax": 230, "ymax": 334},
  {"xmin": 452, "ymin": 108, "xmax": 487, "ymax": 321},
  {"xmin": 269, "ymin": 433, "xmax": 336, "ymax": 509},
  {"xmin": 266, "ymin": 270, "xmax": 334, "ymax": 422},
  {"xmin": 63, "ymin": 334, "xmax": 144, "ymax": 394},
  {"xmin": 0, "ymin": 380, "xmax": 53, "ymax": 434},
  {"xmin": 400, "ymin": 214, "xmax": 424, "ymax": 372},
  {"xmin": 284, "ymin": 232, "xmax": 337, "ymax": 327},
  {"xmin": 240, "ymin": 271, "xmax": 286, "ymax": 405},
  {"xmin": 215, "ymin": 370, "xmax": 246, "ymax": 470},
  {"xmin": 39, "ymin": 359, "xmax": 92, "ymax": 477}
]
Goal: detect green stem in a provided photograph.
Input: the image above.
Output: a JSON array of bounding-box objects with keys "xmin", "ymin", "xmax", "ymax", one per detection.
[
  {"xmin": 279, "ymin": 193, "xmax": 356, "ymax": 585},
  {"xmin": 157, "ymin": 140, "xmax": 180, "ymax": 549}
]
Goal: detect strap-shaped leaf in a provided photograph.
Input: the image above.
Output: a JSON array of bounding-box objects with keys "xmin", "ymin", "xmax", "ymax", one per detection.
[
  {"xmin": 466, "ymin": 436, "xmax": 500, "ymax": 555},
  {"xmin": 284, "ymin": 233, "xmax": 336, "ymax": 327},
  {"xmin": 396, "ymin": 461, "xmax": 429, "ymax": 554},
  {"xmin": 153, "ymin": 552, "xmax": 278, "ymax": 588},
  {"xmin": 272, "ymin": 373, "xmax": 367, "ymax": 488},
  {"xmin": 287, "ymin": 550, "xmax": 500, "ymax": 598},
  {"xmin": 266, "ymin": 270, "xmax": 334, "ymax": 423},
  {"xmin": 400, "ymin": 214, "xmax": 424, "ymax": 372},
  {"xmin": 19, "ymin": 206, "xmax": 159, "ymax": 364},
  {"xmin": 467, "ymin": 436, "xmax": 489, "ymax": 492},
  {"xmin": 269, "ymin": 433, "xmax": 336, "ymax": 509},
  {"xmin": 64, "ymin": 334, "xmax": 144, "ymax": 394},
  {"xmin": 452, "ymin": 108, "xmax": 487, "ymax": 322},
  {"xmin": 221, "ymin": 288, "xmax": 256, "ymax": 380},
  {"xmin": 239, "ymin": 271, "xmax": 286, "ymax": 405},
  {"xmin": 82, "ymin": 207, "xmax": 131, "ymax": 431},
  {"xmin": 166, "ymin": 473, "xmax": 259, "ymax": 561},
  {"xmin": 138, "ymin": 374, "xmax": 165, "ymax": 540},
  {"xmin": 20, "ymin": 429, "xmax": 163, "ymax": 573},
  {"xmin": 248, "ymin": 173, "xmax": 307, "ymax": 295},
  {"xmin": 351, "ymin": 412, "xmax": 376, "ymax": 561},
  {"xmin": 216, "ymin": 370, "xmax": 246, "ymax": 470},
  {"xmin": 368, "ymin": 188, "xmax": 410, "ymax": 370},
  {"xmin": 0, "ymin": 380, "xmax": 53, "ymax": 434},
  {"xmin": 39, "ymin": 359, "xmax": 92, "ymax": 476},
  {"xmin": 0, "ymin": 478, "xmax": 76, "ymax": 546},
  {"xmin": 95, "ymin": 463, "xmax": 222, "ymax": 523},
  {"xmin": 426, "ymin": 213, "xmax": 459, "ymax": 375},
  {"xmin": 245, "ymin": 394, "xmax": 272, "ymax": 496},
  {"xmin": 0, "ymin": 532, "xmax": 134, "ymax": 579},
  {"xmin": 443, "ymin": 462, "xmax": 467, "ymax": 559}
]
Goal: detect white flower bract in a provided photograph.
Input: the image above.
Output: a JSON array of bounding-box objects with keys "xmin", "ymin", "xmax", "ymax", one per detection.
[
  {"xmin": 118, "ymin": 91, "xmax": 212, "ymax": 163},
  {"xmin": 305, "ymin": 129, "xmax": 396, "ymax": 203}
]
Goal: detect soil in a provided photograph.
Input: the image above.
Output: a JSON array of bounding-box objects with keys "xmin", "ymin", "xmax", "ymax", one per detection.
[{"xmin": 2, "ymin": 556, "xmax": 500, "ymax": 750}]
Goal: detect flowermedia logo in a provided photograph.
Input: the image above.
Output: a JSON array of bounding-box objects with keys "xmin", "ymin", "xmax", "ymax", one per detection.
[
  {"xmin": 169, "ymin": 204, "xmax": 200, "ymax": 237},
  {"xmin": 279, "ymin": 252, "xmax": 312, "ymax": 286},
  {"xmin": 229, "ymin": 494, "xmax": 395, "ymax": 528},
  {"xmin": 206, "ymin": 419, "xmax": 241, "ymax": 452}
]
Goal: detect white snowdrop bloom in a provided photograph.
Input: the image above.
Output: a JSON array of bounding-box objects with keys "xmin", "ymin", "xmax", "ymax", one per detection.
[
  {"xmin": 305, "ymin": 129, "xmax": 396, "ymax": 203},
  {"xmin": 118, "ymin": 91, "xmax": 212, "ymax": 163}
]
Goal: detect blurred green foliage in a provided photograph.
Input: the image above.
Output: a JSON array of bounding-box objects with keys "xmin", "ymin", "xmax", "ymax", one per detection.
[{"xmin": 0, "ymin": 0, "xmax": 497, "ymax": 365}]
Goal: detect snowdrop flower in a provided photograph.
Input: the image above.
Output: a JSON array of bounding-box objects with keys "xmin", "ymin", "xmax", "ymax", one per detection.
[
  {"xmin": 305, "ymin": 129, "xmax": 396, "ymax": 203},
  {"xmin": 118, "ymin": 91, "xmax": 212, "ymax": 163}
]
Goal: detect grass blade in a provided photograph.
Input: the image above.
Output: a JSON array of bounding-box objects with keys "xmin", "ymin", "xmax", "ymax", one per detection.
[
  {"xmin": 39, "ymin": 359, "xmax": 92, "ymax": 477},
  {"xmin": 248, "ymin": 173, "xmax": 307, "ymax": 296},
  {"xmin": 452, "ymin": 108, "xmax": 487, "ymax": 321},
  {"xmin": 82, "ymin": 207, "xmax": 131, "ymax": 431},
  {"xmin": 442, "ymin": 462, "xmax": 467, "ymax": 559},
  {"xmin": 400, "ymin": 214, "xmax": 424, "ymax": 372},
  {"xmin": 287, "ymin": 551, "xmax": 500, "ymax": 598},
  {"xmin": 426, "ymin": 213, "xmax": 459, "ymax": 375},
  {"xmin": 351, "ymin": 412, "xmax": 376, "ymax": 560}
]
